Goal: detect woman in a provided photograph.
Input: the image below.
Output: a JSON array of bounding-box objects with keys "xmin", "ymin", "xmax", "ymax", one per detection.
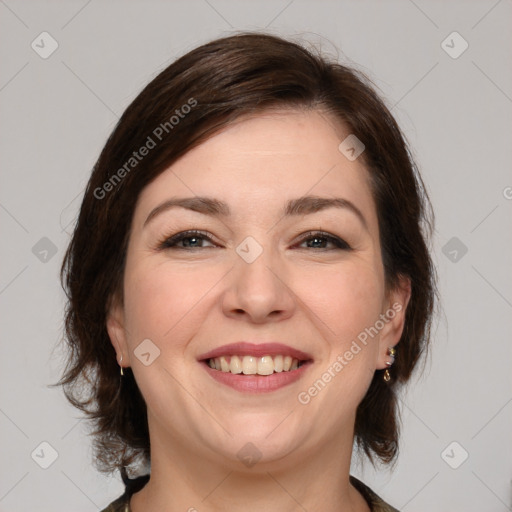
[{"xmin": 59, "ymin": 32, "xmax": 435, "ymax": 511}]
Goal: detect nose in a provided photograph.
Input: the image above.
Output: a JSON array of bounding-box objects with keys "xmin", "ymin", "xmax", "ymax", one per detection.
[{"xmin": 221, "ymin": 248, "xmax": 296, "ymax": 324}]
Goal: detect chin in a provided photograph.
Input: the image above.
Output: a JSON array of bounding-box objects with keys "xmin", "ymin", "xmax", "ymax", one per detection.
[{"xmin": 204, "ymin": 413, "xmax": 309, "ymax": 466}]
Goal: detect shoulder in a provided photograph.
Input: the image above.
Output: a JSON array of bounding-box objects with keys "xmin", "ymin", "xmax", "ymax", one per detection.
[
  {"xmin": 99, "ymin": 492, "xmax": 131, "ymax": 512},
  {"xmin": 100, "ymin": 473, "xmax": 150, "ymax": 512},
  {"xmin": 101, "ymin": 474, "xmax": 397, "ymax": 512},
  {"xmin": 350, "ymin": 475, "xmax": 400, "ymax": 512}
]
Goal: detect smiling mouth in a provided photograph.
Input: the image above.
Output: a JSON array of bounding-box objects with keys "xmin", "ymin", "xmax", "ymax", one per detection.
[{"xmin": 203, "ymin": 355, "xmax": 310, "ymax": 376}]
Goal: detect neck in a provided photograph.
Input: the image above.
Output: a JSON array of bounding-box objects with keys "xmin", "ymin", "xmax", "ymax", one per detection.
[{"xmin": 130, "ymin": 419, "xmax": 370, "ymax": 512}]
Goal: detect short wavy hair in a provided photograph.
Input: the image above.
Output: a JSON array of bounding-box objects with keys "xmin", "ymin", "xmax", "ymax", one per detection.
[{"xmin": 57, "ymin": 32, "xmax": 436, "ymax": 477}]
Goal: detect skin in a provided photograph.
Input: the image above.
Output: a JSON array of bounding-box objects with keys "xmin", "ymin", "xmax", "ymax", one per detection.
[{"xmin": 107, "ymin": 109, "xmax": 410, "ymax": 512}]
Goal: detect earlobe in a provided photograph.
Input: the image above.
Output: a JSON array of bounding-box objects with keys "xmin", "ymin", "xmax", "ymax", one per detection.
[
  {"xmin": 376, "ymin": 277, "xmax": 411, "ymax": 370},
  {"xmin": 106, "ymin": 295, "xmax": 130, "ymax": 369}
]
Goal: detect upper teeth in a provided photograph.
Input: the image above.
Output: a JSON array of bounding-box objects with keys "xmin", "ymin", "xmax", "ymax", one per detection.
[{"xmin": 208, "ymin": 355, "xmax": 300, "ymax": 375}]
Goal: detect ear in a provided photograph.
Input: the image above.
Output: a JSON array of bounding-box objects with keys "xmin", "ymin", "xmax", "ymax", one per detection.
[
  {"xmin": 106, "ymin": 292, "xmax": 131, "ymax": 370},
  {"xmin": 376, "ymin": 276, "xmax": 411, "ymax": 370}
]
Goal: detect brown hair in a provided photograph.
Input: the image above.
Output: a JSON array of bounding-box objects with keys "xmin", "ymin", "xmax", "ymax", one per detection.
[{"xmin": 57, "ymin": 32, "xmax": 436, "ymax": 475}]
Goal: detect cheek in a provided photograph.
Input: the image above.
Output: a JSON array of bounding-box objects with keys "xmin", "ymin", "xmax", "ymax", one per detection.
[
  {"xmin": 122, "ymin": 260, "xmax": 224, "ymax": 348},
  {"xmin": 293, "ymin": 260, "xmax": 385, "ymax": 343},
  {"xmin": 292, "ymin": 261, "xmax": 385, "ymax": 424}
]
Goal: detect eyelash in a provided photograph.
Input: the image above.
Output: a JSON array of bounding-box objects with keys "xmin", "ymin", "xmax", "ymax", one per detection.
[{"xmin": 157, "ymin": 230, "xmax": 352, "ymax": 251}]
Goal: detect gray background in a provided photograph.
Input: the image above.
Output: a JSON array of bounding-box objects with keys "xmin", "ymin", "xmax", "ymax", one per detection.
[{"xmin": 1, "ymin": 0, "xmax": 511, "ymax": 510}]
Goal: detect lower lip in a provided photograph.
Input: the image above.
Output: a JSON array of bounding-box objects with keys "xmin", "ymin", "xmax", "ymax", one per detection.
[{"xmin": 201, "ymin": 361, "xmax": 312, "ymax": 393}]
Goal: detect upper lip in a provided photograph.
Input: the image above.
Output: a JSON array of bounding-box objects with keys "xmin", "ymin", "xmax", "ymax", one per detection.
[{"xmin": 197, "ymin": 342, "xmax": 313, "ymax": 362}]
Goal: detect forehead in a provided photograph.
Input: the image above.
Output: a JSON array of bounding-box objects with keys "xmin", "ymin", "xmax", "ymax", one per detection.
[{"xmin": 135, "ymin": 109, "xmax": 378, "ymax": 228}]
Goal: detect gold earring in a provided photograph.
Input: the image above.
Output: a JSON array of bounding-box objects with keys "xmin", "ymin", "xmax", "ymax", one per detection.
[
  {"xmin": 383, "ymin": 347, "xmax": 396, "ymax": 382},
  {"xmin": 119, "ymin": 355, "xmax": 124, "ymax": 376}
]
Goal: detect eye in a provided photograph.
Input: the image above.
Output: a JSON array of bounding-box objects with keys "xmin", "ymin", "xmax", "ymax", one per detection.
[
  {"xmin": 157, "ymin": 230, "xmax": 351, "ymax": 251},
  {"xmin": 295, "ymin": 231, "xmax": 352, "ymax": 251},
  {"xmin": 157, "ymin": 230, "xmax": 217, "ymax": 250}
]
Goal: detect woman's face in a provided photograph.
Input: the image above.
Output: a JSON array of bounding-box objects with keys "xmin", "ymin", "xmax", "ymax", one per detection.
[{"xmin": 108, "ymin": 109, "xmax": 409, "ymax": 470}]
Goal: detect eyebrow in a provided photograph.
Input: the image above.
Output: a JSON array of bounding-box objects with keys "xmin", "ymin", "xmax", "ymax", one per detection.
[{"xmin": 143, "ymin": 195, "xmax": 368, "ymax": 230}]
